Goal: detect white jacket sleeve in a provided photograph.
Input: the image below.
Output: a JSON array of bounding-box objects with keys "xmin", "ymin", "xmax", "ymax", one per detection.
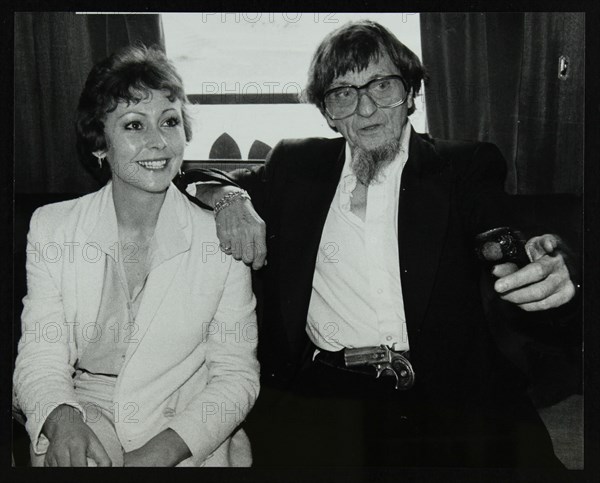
[
  {"xmin": 13, "ymin": 208, "xmax": 87, "ymax": 454},
  {"xmin": 167, "ymin": 256, "xmax": 259, "ymax": 462}
]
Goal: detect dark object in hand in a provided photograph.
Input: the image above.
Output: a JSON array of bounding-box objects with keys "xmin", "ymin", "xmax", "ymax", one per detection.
[{"xmin": 475, "ymin": 227, "xmax": 529, "ymax": 268}]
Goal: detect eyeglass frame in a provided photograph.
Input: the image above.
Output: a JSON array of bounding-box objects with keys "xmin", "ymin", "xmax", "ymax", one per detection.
[{"xmin": 322, "ymin": 75, "xmax": 410, "ymax": 120}]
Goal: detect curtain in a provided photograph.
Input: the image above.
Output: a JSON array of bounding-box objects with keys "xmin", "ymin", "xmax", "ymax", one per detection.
[
  {"xmin": 420, "ymin": 13, "xmax": 584, "ymax": 195},
  {"xmin": 14, "ymin": 13, "xmax": 164, "ymax": 194}
]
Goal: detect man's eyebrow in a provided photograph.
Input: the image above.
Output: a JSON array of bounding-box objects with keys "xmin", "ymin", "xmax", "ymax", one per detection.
[
  {"xmin": 329, "ymin": 73, "xmax": 394, "ymax": 89},
  {"xmin": 328, "ymin": 81, "xmax": 354, "ymax": 89}
]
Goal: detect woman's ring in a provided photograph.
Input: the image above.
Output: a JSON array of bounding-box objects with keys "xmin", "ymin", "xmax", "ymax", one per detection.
[{"xmin": 219, "ymin": 243, "xmax": 232, "ymax": 253}]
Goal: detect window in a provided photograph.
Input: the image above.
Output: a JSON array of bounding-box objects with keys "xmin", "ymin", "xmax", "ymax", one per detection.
[{"xmin": 162, "ymin": 12, "xmax": 427, "ymax": 162}]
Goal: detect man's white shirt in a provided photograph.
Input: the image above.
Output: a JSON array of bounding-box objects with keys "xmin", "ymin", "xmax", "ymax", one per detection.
[{"xmin": 307, "ymin": 122, "xmax": 412, "ymax": 352}]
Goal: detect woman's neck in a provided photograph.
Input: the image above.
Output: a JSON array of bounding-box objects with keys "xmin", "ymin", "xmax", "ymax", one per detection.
[{"xmin": 111, "ymin": 181, "xmax": 167, "ymax": 240}]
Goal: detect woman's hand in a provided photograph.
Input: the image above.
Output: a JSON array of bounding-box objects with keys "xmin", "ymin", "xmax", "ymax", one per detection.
[
  {"xmin": 42, "ymin": 404, "xmax": 112, "ymax": 467},
  {"xmin": 123, "ymin": 428, "xmax": 191, "ymax": 467}
]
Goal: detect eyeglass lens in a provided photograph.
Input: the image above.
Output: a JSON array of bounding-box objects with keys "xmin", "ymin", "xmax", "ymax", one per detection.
[{"xmin": 325, "ymin": 77, "xmax": 407, "ymax": 118}]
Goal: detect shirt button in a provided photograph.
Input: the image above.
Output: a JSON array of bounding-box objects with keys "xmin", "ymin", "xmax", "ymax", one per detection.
[
  {"xmin": 386, "ymin": 336, "xmax": 393, "ymax": 341},
  {"xmin": 377, "ymin": 289, "xmax": 383, "ymax": 294}
]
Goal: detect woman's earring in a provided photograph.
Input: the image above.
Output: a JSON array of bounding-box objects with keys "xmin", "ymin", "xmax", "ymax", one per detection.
[{"xmin": 95, "ymin": 154, "xmax": 106, "ymax": 168}]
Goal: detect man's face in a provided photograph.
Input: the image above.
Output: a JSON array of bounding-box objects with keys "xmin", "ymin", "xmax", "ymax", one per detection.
[{"xmin": 325, "ymin": 51, "xmax": 413, "ymax": 154}]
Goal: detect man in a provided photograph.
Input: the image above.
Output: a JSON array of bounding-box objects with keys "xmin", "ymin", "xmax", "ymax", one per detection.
[{"xmin": 180, "ymin": 20, "xmax": 577, "ymax": 467}]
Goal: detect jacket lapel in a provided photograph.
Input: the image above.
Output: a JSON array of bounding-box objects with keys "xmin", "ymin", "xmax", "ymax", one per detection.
[
  {"xmin": 74, "ymin": 186, "xmax": 112, "ymax": 353},
  {"xmin": 74, "ymin": 238, "xmax": 106, "ymax": 352},
  {"xmin": 125, "ymin": 256, "xmax": 184, "ymax": 361},
  {"xmin": 277, "ymin": 138, "xmax": 346, "ymax": 359},
  {"xmin": 123, "ymin": 185, "xmax": 191, "ymax": 362},
  {"xmin": 398, "ymin": 130, "xmax": 451, "ymax": 340}
]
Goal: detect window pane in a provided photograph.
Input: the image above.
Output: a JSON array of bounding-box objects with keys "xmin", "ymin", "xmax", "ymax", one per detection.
[{"xmin": 162, "ymin": 12, "xmax": 427, "ymax": 159}]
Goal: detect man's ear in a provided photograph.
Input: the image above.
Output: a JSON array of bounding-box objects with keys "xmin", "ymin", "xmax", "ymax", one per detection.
[{"xmin": 325, "ymin": 114, "xmax": 338, "ymax": 132}]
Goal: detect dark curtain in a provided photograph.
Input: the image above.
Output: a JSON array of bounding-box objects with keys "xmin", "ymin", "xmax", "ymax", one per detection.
[
  {"xmin": 14, "ymin": 13, "xmax": 164, "ymax": 194},
  {"xmin": 420, "ymin": 13, "xmax": 584, "ymax": 195}
]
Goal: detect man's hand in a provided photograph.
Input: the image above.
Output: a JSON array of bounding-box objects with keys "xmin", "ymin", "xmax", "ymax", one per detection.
[
  {"xmin": 492, "ymin": 234, "xmax": 577, "ymax": 311},
  {"xmin": 123, "ymin": 428, "xmax": 191, "ymax": 467},
  {"xmin": 42, "ymin": 404, "xmax": 112, "ymax": 467},
  {"xmin": 215, "ymin": 196, "xmax": 267, "ymax": 271}
]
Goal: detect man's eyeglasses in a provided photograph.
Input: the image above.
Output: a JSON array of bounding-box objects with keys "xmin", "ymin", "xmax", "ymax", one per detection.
[{"xmin": 323, "ymin": 75, "xmax": 409, "ymax": 120}]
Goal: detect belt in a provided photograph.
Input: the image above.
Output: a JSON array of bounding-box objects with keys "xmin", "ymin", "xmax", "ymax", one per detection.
[{"xmin": 314, "ymin": 345, "xmax": 415, "ymax": 390}]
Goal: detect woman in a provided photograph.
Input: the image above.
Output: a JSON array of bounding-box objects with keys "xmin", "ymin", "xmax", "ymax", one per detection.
[{"xmin": 13, "ymin": 44, "xmax": 259, "ymax": 467}]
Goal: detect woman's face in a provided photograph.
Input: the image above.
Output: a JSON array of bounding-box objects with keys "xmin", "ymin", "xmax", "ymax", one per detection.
[{"xmin": 96, "ymin": 89, "xmax": 186, "ymax": 196}]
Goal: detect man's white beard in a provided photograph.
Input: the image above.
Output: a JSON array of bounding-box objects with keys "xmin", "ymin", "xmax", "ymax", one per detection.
[{"xmin": 350, "ymin": 139, "xmax": 401, "ymax": 185}]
